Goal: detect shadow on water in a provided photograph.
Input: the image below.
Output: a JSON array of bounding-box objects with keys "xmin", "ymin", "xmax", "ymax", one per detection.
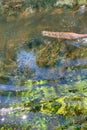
[{"xmin": 0, "ymin": 7, "xmax": 87, "ymax": 129}]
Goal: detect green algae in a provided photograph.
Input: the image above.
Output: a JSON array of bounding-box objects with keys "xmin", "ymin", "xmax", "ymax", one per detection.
[{"xmin": 1, "ymin": 79, "xmax": 87, "ymax": 129}]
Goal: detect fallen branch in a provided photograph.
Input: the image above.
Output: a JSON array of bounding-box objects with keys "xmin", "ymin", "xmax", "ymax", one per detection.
[{"xmin": 42, "ymin": 31, "xmax": 87, "ymax": 40}]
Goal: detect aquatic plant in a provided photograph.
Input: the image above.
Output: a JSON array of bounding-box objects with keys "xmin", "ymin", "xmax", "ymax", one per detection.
[{"xmin": 0, "ymin": 79, "xmax": 87, "ymax": 129}]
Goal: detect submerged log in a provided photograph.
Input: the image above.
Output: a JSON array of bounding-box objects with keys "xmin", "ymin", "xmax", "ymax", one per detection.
[{"xmin": 42, "ymin": 31, "xmax": 87, "ymax": 40}]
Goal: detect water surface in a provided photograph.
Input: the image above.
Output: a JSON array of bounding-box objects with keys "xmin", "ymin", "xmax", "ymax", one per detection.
[{"xmin": 0, "ymin": 7, "xmax": 87, "ymax": 129}]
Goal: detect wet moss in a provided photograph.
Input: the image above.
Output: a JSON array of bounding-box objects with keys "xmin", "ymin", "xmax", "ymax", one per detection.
[
  {"xmin": 0, "ymin": 76, "xmax": 10, "ymax": 84},
  {"xmin": 67, "ymin": 47, "xmax": 87, "ymax": 59},
  {"xmin": 27, "ymin": 36, "xmax": 44, "ymax": 49},
  {"xmin": 36, "ymin": 40, "xmax": 61, "ymax": 67}
]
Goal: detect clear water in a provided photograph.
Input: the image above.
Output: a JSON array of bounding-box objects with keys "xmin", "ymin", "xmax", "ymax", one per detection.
[{"xmin": 0, "ymin": 7, "xmax": 87, "ymax": 129}]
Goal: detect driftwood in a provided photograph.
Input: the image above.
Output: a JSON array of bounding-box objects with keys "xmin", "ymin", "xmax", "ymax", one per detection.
[{"xmin": 42, "ymin": 31, "xmax": 87, "ymax": 40}]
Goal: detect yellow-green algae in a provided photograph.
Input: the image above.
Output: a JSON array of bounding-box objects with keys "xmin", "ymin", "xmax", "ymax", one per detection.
[
  {"xmin": 1, "ymin": 79, "xmax": 87, "ymax": 130},
  {"xmin": 2, "ymin": 79, "xmax": 87, "ymax": 129},
  {"xmin": 8, "ymin": 79, "xmax": 87, "ymax": 116}
]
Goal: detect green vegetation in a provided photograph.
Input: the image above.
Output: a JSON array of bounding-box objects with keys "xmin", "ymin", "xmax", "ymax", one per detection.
[
  {"xmin": 25, "ymin": 0, "xmax": 58, "ymax": 8},
  {"xmin": 0, "ymin": 79, "xmax": 87, "ymax": 129},
  {"xmin": 0, "ymin": 0, "xmax": 87, "ymax": 20}
]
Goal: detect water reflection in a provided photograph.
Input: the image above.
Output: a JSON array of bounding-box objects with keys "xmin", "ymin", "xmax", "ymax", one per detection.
[
  {"xmin": 21, "ymin": 114, "xmax": 27, "ymax": 120},
  {"xmin": 0, "ymin": 84, "xmax": 29, "ymax": 91},
  {"xmin": 66, "ymin": 38, "xmax": 87, "ymax": 48},
  {"xmin": 0, "ymin": 110, "xmax": 87, "ymax": 129},
  {"xmin": 15, "ymin": 49, "xmax": 87, "ymax": 82}
]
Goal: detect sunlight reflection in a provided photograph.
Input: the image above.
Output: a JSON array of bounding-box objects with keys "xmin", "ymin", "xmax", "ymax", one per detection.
[
  {"xmin": 21, "ymin": 114, "xmax": 27, "ymax": 120},
  {"xmin": 1, "ymin": 118, "xmax": 5, "ymax": 121}
]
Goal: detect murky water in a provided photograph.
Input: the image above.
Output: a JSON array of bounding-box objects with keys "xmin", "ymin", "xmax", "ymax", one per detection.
[{"xmin": 0, "ymin": 7, "xmax": 87, "ymax": 129}]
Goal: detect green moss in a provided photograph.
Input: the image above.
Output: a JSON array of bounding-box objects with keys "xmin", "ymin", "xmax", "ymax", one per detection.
[
  {"xmin": 1, "ymin": 79, "xmax": 87, "ymax": 129},
  {"xmin": 36, "ymin": 40, "xmax": 61, "ymax": 67}
]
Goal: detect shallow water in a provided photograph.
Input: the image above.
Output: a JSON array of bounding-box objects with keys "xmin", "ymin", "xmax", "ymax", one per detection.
[{"xmin": 0, "ymin": 7, "xmax": 87, "ymax": 129}]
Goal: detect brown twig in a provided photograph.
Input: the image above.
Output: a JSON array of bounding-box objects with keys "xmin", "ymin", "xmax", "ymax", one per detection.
[{"xmin": 42, "ymin": 31, "xmax": 87, "ymax": 40}]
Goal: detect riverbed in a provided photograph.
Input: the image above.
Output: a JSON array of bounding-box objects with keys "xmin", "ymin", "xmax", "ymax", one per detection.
[{"xmin": 0, "ymin": 7, "xmax": 87, "ymax": 129}]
